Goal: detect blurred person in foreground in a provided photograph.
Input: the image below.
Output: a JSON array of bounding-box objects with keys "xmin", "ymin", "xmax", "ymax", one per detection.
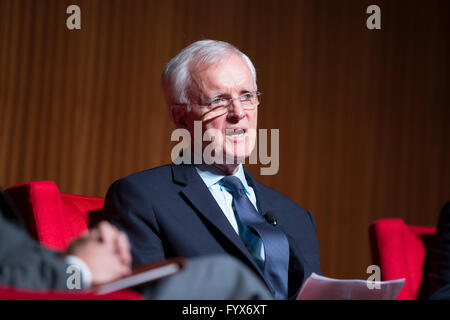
[
  {"xmin": 0, "ymin": 188, "xmax": 272, "ymax": 299},
  {"xmin": 427, "ymin": 201, "xmax": 450, "ymax": 300}
]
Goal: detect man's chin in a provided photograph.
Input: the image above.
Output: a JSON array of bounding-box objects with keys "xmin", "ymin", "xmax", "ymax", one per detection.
[
  {"xmin": 223, "ymin": 153, "xmax": 248, "ymax": 165},
  {"xmin": 222, "ymin": 142, "xmax": 254, "ymax": 163}
]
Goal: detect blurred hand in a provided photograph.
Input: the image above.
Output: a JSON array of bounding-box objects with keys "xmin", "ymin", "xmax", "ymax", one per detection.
[
  {"xmin": 65, "ymin": 221, "xmax": 132, "ymax": 286},
  {"xmin": 90, "ymin": 221, "xmax": 132, "ymax": 267}
]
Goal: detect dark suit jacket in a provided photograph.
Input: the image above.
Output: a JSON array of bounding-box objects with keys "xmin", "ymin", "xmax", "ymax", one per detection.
[
  {"xmin": 428, "ymin": 201, "xmax": 450, "ymax": 300},
  {"xmin": 104, "ymin": 163, "xmax": 322, "ymax": 299},
  {"xmin": 0, "ymin": 190, "xmax": 69, "ymax": 290}
]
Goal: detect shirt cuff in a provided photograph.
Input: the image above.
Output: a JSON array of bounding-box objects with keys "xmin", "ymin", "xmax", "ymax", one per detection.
[{"xmin": 64, "ymin": 255, "xmax": 93, "ymax": 289}]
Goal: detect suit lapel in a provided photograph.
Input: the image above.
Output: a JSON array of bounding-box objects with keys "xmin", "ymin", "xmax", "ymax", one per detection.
[
  {"xmin": 171, "ymin": 164, "xmax": 268, "ymax": 281},
  {"xmin": 246, "ymin": 169, "xmax": 309, "ymax": 288}
]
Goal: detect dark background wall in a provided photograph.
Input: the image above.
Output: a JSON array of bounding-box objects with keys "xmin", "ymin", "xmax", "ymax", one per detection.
[{"xmin": 1, "ymin": 0, "xmax": 449, "ymax": 279}]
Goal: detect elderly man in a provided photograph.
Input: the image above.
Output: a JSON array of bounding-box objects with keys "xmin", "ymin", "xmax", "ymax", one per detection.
[{"xmin": 104, "ymin": 40, "xmax": 321, "ymax": 299}]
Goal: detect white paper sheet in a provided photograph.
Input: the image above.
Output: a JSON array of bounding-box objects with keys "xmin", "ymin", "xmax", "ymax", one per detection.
[{"xmin": 296, "ymin": 273, "xmax": 405, "ymax": 300}]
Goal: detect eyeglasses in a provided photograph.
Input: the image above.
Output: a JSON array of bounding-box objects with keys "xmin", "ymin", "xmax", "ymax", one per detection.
[{"xmin": 190, "ymin": 91, "xmax": 262, "ymax": 121}]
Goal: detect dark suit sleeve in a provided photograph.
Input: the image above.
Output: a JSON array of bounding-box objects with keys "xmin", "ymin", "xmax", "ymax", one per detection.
[
  {"xmin": 103, "ymin": 178, "xmax": 166, "ymax": 268},
  {"xmin": 305, "ymin": 209, "xmax": 321, "ymax": 271},
  {"xmin": 0, "ymin": 205, "xmax": 69, "ymax": 290},
  {"xmin": 428, "ymin": 201, "xmax": 450, "ymax": 299}
]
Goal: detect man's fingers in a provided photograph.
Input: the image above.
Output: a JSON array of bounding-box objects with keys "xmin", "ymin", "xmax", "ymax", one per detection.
[
  {"xmin": 96, "ymin": 222, "xmax": 132, "ymax": 267},
  {"xmin": 97, "ymin": 221, "xmax": 118, "ymax": 244}
]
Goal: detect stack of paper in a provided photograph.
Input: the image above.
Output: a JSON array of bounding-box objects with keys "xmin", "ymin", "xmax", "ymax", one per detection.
[{"xmin": 296, "ymin": 273, "xmax": 405, "ymax": 300}]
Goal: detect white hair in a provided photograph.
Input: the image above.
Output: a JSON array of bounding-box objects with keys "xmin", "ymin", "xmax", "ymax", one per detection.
[{"xmin": 162, "ymin": 40, "xmax": 257, "ymax": 109}]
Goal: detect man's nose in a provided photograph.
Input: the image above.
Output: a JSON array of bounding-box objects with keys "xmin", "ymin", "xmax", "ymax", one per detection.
[{"xmin": 227, "ymin": 99, "xmax": 246, "ymax": 122}]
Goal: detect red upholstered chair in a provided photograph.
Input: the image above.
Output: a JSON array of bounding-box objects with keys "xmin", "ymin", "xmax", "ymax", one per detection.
[
  {"xmin": 5, "ymin": 180, "xmax": 104, "ymax": 250},
  {"xmin": 1, "ymin": 180, "xmax": 144, "ymax": 300},
  {"xmin": 0, "ymin": 286, "xmax": 144, "ymax": 300},
  {"xmin": 370, "ymin": 218, "xmax": 436, "ymax": 300}
]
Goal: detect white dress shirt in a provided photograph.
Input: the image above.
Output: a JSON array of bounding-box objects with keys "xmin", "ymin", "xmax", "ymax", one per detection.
[{"xmin": 195, "ymin": 164, "xmax": 265, "ymax": 263}]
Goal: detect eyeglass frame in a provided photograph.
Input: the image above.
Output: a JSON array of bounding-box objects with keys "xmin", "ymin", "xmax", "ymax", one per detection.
[{"xmin": 173, "ymin": 91, "xmax": 263, "ymax": 111}]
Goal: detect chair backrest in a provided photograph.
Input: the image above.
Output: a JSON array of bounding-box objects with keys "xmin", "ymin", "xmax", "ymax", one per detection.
[
  {"xmin": 370, "ymin": 218, "xmax": 436, "ymax": 300},
  {"xmin": 5, "ymin": 181, "xmax": 104, "ymax": 250}
]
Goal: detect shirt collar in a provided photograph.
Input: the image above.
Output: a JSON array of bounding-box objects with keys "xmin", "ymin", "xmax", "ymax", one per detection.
[{"xmin": 195, "ymin": 164, "xmax": 251, "ymax": 193}]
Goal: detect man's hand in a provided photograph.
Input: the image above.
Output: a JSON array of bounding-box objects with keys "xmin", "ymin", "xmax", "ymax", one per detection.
[{"xmin": 65, "ymin": 221, "xmax": 132, "ymax": 286}]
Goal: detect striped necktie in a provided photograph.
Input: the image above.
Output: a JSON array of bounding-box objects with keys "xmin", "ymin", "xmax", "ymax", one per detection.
[{"xmin": 221, "ymin": 175, "xmax": 290, "ymax": 299}]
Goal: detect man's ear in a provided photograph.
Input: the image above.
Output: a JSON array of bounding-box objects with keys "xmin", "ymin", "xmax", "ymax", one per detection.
[{"xmin": 170, "ymin": 106, "xmax": 189, "ymax": 129}]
